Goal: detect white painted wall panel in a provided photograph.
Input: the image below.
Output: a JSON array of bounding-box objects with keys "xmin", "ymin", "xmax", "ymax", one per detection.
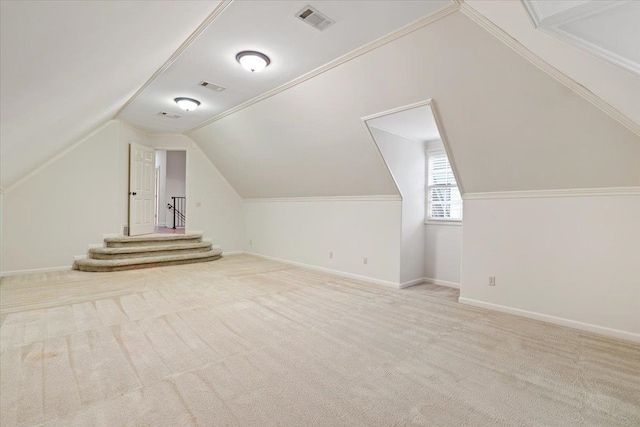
[
  {"xmin": 243, "ymin": 200, "xmax": 402, "ymax": 285},
  {"xmin": 370, "ymin": 127, "xmax": 425, "ymax": 284},
  {"xmin": 461, "ymin": 194, "xmax": 640, "ymax": 339},
  {"xmin": 425, "ymin": 224, "xmax": 462, "ymax": 285}
]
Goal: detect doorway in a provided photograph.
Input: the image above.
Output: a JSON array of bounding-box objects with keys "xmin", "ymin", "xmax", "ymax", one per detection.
[{"xmin": 154, "ymin": 149, "xmax": 187, "ymax": 235}]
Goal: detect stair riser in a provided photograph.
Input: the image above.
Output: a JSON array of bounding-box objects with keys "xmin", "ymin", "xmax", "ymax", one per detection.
[
  {"xmin": 90, "ymin": 247, "xmax": 213, "ymax": 260},
  {"xmin": 106, "ymin": 238, "xmax": 202, "ymax": 248},
  {"xmin": 77, "ymin": 254, "xmax": 221, "ymax": 272}
]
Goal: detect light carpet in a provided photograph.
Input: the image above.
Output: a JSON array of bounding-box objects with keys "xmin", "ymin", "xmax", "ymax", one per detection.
[{"xmin": 1, "ymin": 254, "xmax": 638, "ymax": 426}]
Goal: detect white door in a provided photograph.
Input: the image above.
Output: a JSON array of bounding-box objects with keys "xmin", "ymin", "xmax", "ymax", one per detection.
[{"xmin": 129, "ymin": 143, "xmax": 155, "ymax": 236}]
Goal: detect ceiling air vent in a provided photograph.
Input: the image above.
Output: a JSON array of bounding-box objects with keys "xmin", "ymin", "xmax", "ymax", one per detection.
[
  {"xmin": 296, "ymin": 5, "xmax": 335, "ymax": 31},
  {"xmin": 158, "ymin": 111, "xmax": 181, "ymax": 119},
  {"xmin": 199, "ymin": 81, "xmax": 226, "ymax": 92}
]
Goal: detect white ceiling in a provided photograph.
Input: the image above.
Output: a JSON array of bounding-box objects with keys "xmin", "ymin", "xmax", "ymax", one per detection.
[
  {"xmin": 366, "ymin": 105, "xmax": 440, "ymax": 143},
  {"xmin": 189, "ymin": 12, "xmax": 640, "ymax": 198},
  {"xmin": 0, "ymin": 0, "xmax": 220, "ymax": 189},
  {"xmin": 521, "ymin": 0, "xmax": 640, "ymax": 75},
  {"xmin": 117, "ymin": 0, "xmax": 451, "ymax": 134},
  {"xmin": 465, "ymin": 0, "xmax": 640, "ymax": 126}
]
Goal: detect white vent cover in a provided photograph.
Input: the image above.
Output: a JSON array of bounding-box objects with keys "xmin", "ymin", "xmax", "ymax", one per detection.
[
  {"xmin": 199, "ymin": 81, "xmax": 226, "ymax": 92},
  {"xmin": 158, "ymin": 111, "xmax": 181, "ymax": 119},
  {"xmin": 296, "ymin": 5, "xmax": 335, "ymax": 31}
]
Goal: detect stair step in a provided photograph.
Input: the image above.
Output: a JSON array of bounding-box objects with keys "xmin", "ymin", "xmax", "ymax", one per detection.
[
  {"xmin": 105, "ymin": 233, "xmax": 202, "ymax": 248},
  {"xmin": 89, "ymin": 242, "xmax": 213, "ymax": 259},
  {"xmin": 75, "ymin": 248, "xmax": 222, "ymax": 272}
]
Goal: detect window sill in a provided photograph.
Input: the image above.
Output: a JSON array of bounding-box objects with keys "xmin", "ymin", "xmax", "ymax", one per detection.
[{"xmin": 425, "ymin": 220, "xmax": 462, "ymax": 226}]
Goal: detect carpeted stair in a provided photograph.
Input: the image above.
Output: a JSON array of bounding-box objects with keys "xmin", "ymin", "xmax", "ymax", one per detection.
[{"xmin": 74, "ymin": 233, "xmax": 222, "ymax": 272}]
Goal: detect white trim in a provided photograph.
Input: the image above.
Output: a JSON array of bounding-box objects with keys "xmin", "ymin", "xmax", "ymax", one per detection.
[
  {"xmin": 242, "ymin": 195, "xmax": 401, "ymax": 203},
  {"xmin": 186, "ymin": 4, "xmax": 460, "ymax": 133},
  {"xmin": 424, "ymin": 277, "xmax": 461, "ymax": 289},
  {"xmin": 361, "ymin": 99, "xmax": 436, "ymax": 122},
  {"xmin": 459, "ymin": 3, "xmax": 640, "ymax": 137},
  {"xmin": 3, "ymin": 121, "xmax": 116, "ymax": 193},
  {"xmin": 425, "ymin": 220, "xmax": 462, "ymax": 226},
  {"xmin": 1, "ymin": 265, "xmax": 73, "ymax": 278},
  {"xmin": 520, "ymin": 0, "xmax": 639, "ymax": 76},
  {"xmin": 245, "ymin": 252, "xmax": 401, "ymax": 288},
  {"xmin": 399, "ymin": 278, "xmax": 426, "ymax": 289},
  {"xmin": 113, "ymin": 0, "xmax": 233, "ymax": 119},
  {"xmin": 463, "ymin": 187, "xmax": 640, "ymax": 200},
  {"xmin": 459, "ymin": 297, "xmax": 640, "ymax": 343},
  {"xmin": 362, "ymin": 124, "xmax": 404, "ymax": 200}
]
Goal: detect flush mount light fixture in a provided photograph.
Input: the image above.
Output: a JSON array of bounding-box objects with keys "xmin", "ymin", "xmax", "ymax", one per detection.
[
  {"xmin": 174, "ymin": 97, "xmax": 201, "ymax": 111},
  {"xmin": 236, "ymin": 51, "xmax": 270, "ymax": 73}
]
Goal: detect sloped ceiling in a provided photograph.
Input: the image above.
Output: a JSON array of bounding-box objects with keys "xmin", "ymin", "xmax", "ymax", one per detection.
[
  {"xmin": 188, "ymin": 11, "xmax": 640, "ymax": 197},
  {"xmin": 0, "ymin": 0, "xmax": 220, "ymax": 189},
  {"xmin": 117, "ymin": 0, "xmax": 451, "ymax": 134},
  {"xmin": 464, "ymin": 0, "xmax": 640, "ymax": 126}
]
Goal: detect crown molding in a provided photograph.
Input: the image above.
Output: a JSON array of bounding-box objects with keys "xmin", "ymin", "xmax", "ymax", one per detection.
[
  {"xmin": 458, "ymin": 3, "xmax": 640, "ymax": 137},
  {"xmin": 243, "ymin": 195, "xmax": 401, "ymax": 203},
  {"xmin": 463, "ymin": 187, "xmax": 640, "ymax": 200},
  {"xmin": 186, "ymin": 3, "xmax": 460, "ymax": 134},
  {"xmin": 113, "ymin": 0, "xmax": 234, "ymax": 119}
]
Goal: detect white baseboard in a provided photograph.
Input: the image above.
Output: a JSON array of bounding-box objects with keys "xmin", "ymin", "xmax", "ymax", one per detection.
[
  {"xmin": 1, "ymin": 265, "xmax": 73, "ymax": 277},
  {"xmin": 424, "ymin": 277, "xmax": 460, "ymax": 289},
  {"xmin": 399, "ymin": 278, "xmax": 426, "ymax": 289},
  {"xmin": 458, "ymin": 297, "xmax": 640, "ymax": 343},
  {"xmin": 245, "ymin": 252, "xmax": 401, "ymax": 289}
]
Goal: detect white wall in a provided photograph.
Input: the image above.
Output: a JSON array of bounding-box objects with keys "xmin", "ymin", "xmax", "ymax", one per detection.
[
  {"xmin": 1, "ymin": 121, "xmax": 147, "ymax": 273},
  {"xmin": 369, "ymin": 127, "xmax": 425, "ymax": 284},
  {"xmin": 243, "ymin": 199, "xmax": 402, "ymax": 286},
  {"xmin": 0, "ymin": 125, "xmax": 245, "ymax": 274},
  {"xmin": 425, "ymin": 224, "xmax": 462, "ymax": 286},
  {"xmin": 460, "ymin": 193, "xmax": 640, "ymax": 341},
  {"xmin": 155, "ymin": 150, "xmax": 167, "ymax": 226}
]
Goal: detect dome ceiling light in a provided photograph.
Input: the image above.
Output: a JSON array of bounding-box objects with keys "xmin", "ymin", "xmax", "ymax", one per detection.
[
  {"xmin": 236, "ymin": 51, "xmax": 271, "ymax": 73},
  {"xmin": 174, "ymin": 97, "xmax": 201, "ymax": 111}
]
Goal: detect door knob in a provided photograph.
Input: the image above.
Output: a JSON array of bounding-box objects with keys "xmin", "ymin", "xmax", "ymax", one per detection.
[{"xmin": 129, "ymin": 192, "xmax": 137, "ymax": 196}]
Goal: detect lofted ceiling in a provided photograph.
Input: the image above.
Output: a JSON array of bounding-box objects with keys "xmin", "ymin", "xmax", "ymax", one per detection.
[
  {"xmin": 2, "ymin": 0, "xmax": 638, "ymax": 198},
  {"xmin": 116, "ymin": 0, "xmax": 451, "ymax": 134},
  {"xmin": 366, "ymin": 105, "xmax": 441, "ymax": 143},
  {"xmin": 0, "ymin": 0, "xmax": 221, "ymax": 189},
  {"xmin": 188, "ymin": 11, "xmax": 640, "ymax": 198},
  {"xmin": 464, "ymin": 0, "xmax": 640, "ymax": 126}
]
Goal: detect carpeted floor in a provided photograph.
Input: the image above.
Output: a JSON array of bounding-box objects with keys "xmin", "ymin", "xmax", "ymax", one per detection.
[{"xmin": 1, "ymin": 254, "xmax": 638, "ymax": 426}]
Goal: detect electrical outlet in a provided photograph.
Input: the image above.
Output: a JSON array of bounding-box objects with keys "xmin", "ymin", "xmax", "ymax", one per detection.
[
  {"xmin": 329, "ymin": 251, "xmax": 333, "ymax": 259},
  {"xmin": 488, "ymin": 276, "xmax": 496, "ymax": 286},
  {"xmin": 363, "ymin": 257, "xmax": 368, "ymax": 265},
  {"xmin": 196, "ymin": 201, "xmax": 202, "ymax": 208}
]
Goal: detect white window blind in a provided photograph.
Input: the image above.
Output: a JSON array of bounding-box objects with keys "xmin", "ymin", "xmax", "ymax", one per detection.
[{"xmin": 427, "ymin": 152, "xmax": 462, "ymax": 220}]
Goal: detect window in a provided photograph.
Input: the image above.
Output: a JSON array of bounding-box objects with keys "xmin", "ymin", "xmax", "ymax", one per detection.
[{"xmin": 427, "ymin": 152, "xmax": 462, "ymax": 221}]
